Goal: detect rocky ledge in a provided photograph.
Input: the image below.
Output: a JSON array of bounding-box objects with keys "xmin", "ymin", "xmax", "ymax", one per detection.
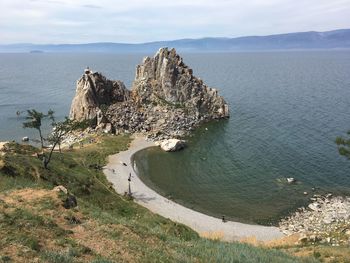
[
  {"xmin": 69, "ymin": 48, "xmax": 229, "ymax": 141},
  {"xmin": 279, "ymin": 194, "xmax": 350, "ymax": 246}
]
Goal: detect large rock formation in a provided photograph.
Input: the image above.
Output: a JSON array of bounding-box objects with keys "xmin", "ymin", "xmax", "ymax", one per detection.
[
  {"xmin": 69, "ymin": 48, "xmax": 229, "ymax": 139},
  {"xmin": 69, "ymin": 68, "xmax": 130, "ymax": 124},
  {"xmin": 133, "ymin": 48, "xmax": 229, "ymax": 119}
]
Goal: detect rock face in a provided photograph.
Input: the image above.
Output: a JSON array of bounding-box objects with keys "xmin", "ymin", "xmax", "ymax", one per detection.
[
  {"xmin": 69, "ymin": 48, "xmax": 229, "ymax": 139},
  {"xmin": 132, "ymin": 48, "xmax": 229, "ymax": 120},
  {"xmin": 69, "ymin": 68, "xmax": 130, "ymax": 125},
  {"xmin": 160, "ymin": 139, "xmax": 186, "ymax": 152}
]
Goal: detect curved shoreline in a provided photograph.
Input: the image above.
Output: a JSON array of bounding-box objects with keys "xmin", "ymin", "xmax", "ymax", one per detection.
[{"xmin": 104, "ymin": 136, "xmax": 284, "ymax": 242}]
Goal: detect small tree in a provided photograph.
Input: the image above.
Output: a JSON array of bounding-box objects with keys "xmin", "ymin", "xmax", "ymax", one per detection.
[
  {"xmin": 23, "ymin": 109, "xmax": 54, "ymax": 148},
  {"xmin": 336, "ymin": 131, "xmax": 350, "ymax": 159},
  {"xmin": 44, "ymin": 117, "xmax": 81, "ymax": 169}
]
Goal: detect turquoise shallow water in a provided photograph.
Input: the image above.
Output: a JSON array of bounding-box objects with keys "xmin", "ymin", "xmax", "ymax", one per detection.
[{"xmin": 1, "ymin": 51, "xmax": 350, "ymax": 225}]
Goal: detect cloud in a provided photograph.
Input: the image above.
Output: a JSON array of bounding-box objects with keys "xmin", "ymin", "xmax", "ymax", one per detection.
[
  {"xmin": 81, "ymin": 4, "xmax": 102, "ymax": 9},
  {"xmin": 0, "ymin": 0, "xmax": 349, "ymax": 43}
]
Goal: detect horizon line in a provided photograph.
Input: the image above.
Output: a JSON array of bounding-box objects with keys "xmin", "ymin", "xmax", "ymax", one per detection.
[{"xmin": 1, "ymin": 27, "xmax": 349, "ymax": 46}]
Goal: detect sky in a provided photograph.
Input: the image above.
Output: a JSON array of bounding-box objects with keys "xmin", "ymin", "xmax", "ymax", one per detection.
[{"xmin": 0, "ymin": 0, "xmax": 350, "ymax": 44}]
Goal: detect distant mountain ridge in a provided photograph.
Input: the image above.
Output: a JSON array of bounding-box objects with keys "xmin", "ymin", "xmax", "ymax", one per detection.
[{"xmin": 1, "ymin": 29, "xmax": 350, "ymax": 53}]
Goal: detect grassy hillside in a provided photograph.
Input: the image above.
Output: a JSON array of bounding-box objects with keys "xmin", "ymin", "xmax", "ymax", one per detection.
[{"xmin": 0, "ymin": 135, "xmax": 318, "ymax": 262}]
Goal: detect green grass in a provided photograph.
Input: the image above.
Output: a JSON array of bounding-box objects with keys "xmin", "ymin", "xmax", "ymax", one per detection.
[{"xmin": 0, "ymin": 134, "xmax": 319, "ymax": 262}]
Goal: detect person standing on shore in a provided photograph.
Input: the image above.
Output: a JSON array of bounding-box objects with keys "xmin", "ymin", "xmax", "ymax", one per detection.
[
  {"xmin": 128, "ymin": 173, "xmax": 132, "ymax": 196},
  {"xmin": 222, "ymin": 215, "xmax": 226, "ymax": 223}
]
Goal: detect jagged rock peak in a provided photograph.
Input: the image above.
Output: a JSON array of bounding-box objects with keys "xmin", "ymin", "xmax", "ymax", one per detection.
[
  {"xmin": 69, "ymin": 49, "xmax": 230, "ymax": 139},
  {"xmin": 69, "ymin": 68, "xmax": 130, "ymax": 123},
  {"xmin": 132, "ymin": 47, "xmax": 229, "ymax": 119}
]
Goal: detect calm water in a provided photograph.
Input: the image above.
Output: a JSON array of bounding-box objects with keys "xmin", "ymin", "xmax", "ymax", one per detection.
[
  {"xmin": 0, "ymin": 53, "xmax": 142, "ymax": 141},
  {"xmin": 1, "ymin": 51, "xmax": 350, "ymax": 224}
]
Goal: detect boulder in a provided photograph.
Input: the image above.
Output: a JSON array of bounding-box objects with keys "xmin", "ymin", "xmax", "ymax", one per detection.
[
  {"xmin": 160, "ymin": 139, "xmax": 186, "ymax": 152},
  {"xmin": 52, "ymin": 185, "xmax": 68, "ymax": 194},
  {"xmin": 287, "ymin": 177, "xmax": 296, "ymax": 184},
  {"xmin": 104, "ymin": 123, "xmax": 113, "ymax": 134},
  {"xmin": 63, "ymin": 194, "xmax": 78, "ymax": 209}
]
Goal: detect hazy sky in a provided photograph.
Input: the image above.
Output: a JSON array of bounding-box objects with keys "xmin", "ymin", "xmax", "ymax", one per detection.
[{"xmin": 0, "ymin": 0, "xmax": 350, "ymax": 44}]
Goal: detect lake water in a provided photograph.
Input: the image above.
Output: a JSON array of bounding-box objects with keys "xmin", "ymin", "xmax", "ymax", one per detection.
[{"xmin": 1, "ymin": 51, "xmax": 350, "ymax": 225}]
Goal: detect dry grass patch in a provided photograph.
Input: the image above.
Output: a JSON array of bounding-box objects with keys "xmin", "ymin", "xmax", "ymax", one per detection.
[{"xmin": 200, "ymin": 231, "xmax": 225, "ymax": 240}]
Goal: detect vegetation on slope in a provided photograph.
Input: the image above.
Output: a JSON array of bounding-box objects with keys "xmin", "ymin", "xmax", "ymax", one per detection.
[{"xmin": 0, "ymin": 134, "xmax": 318, "ymax": 262}]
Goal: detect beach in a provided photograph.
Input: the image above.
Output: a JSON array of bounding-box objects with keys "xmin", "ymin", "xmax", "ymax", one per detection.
[{"xmin": 104, "ymin": 136, "xmax": 284, "ymax": 242}]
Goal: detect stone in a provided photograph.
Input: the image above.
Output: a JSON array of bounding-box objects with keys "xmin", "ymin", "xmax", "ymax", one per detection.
[
  {"xmin": 287, "ymin": 177, "xmax": 296, "ymax": 184},
  {"xmin": 323, "ymin": 217, "xmax": 334, "ymax": 224},
  {"xmin": 160, "ymin": 139, "xmax": 186, "ymax": 152},
  {"xmin": 63, "ymin": 194, "xmax": 78, "ymax": 209},
  {"xmin": 308, "ymin": 202, "xmax": 321, "ymax": 211},
  {"xmin": 52, "ymin": 185, "xmax": 68, "ymax": 195},
  {"xmin": 104, "ymin": 123, "xmax": 113, "ymax": 134}
]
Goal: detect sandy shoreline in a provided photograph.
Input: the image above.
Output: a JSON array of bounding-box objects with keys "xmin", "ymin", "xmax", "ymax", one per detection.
[{"xmin": 104, "ymin": 136, "xmax": 284, "ymax": 242}]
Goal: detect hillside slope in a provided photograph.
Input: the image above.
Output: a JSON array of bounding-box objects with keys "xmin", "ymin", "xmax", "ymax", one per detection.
[{"xmin": 0, "ymin": 135, "xmax": 317, "ymax": 263}]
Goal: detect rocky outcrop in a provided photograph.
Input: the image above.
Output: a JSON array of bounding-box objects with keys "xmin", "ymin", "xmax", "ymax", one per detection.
[
  {"xmin": 69, "ymin": 48, "xmax": 229, "ymax": 140},
  {"xmin": 279, "ymin": 194, "xmax": 350, "ymax": 246},
  {"xmin": 69, "ymin": 68, "xmax": 130, "ymax": 125},
  {"xmin": 160, "ymin": 139, "xmax": 186, "ymax": 152},
  {"xmin": 133, "ymin": 48, "xmax": 229, "ymax": 120}
]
